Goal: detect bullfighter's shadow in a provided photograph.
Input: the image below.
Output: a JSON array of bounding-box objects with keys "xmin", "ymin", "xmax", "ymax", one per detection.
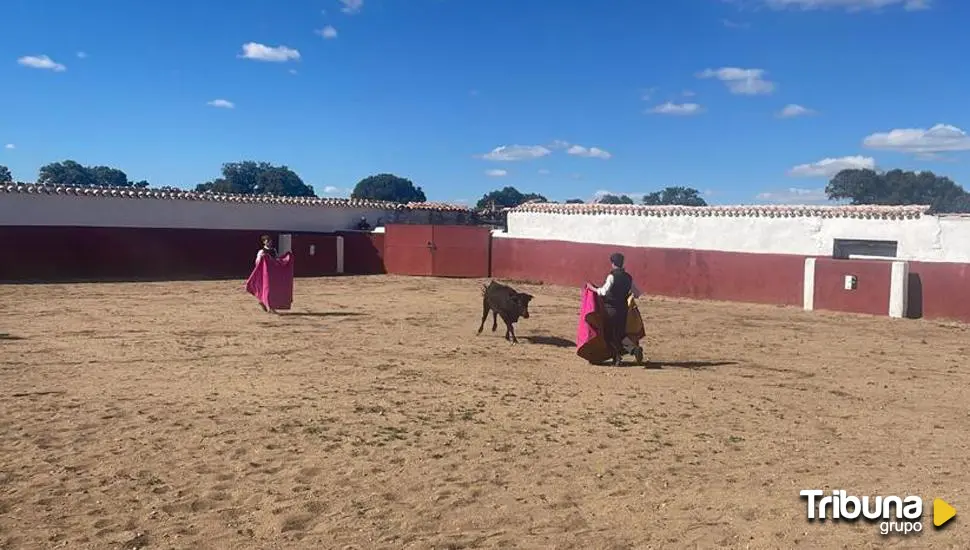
[
  {"xmin": 278, "ymin": 311, "xmax": 365, "ymax": 318},
  {"xmin": 524, "ymin": 335, "xmax": 575, "ymax": 348},
  {"xmin": 0, "ymin": 333, "xmax": 24, "ymax": 341},
  {"xmin": 644, "ymin": 360, "xmax": 737, "ymax": 370}
]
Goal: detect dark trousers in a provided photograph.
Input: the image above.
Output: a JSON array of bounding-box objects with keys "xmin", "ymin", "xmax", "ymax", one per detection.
[{"xmin": 603, "ymin": 304, "xmax": 628, "ymax": 361}]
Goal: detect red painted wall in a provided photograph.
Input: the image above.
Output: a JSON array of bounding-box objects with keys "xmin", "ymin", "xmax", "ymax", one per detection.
[
  {"xmin": 812, "ymin": 258, "xmax": 891, "ymax": 316},
  {"xmin": 907, "ymin": 261, "xmax": 970, "ymax": 321},
  {"xmin": 339, "ymin": 231, "xmax": 385, "ymax": 275},
  {"xmin": 0, "ymin": 226, "xmax": 273, "ymax": 282},
  {"xmin": 290, "ymin": 234, "xmax": 338, "ymax": 277},
  {"xmin": 491, "ymin": 237, "xmax": 805, "ymax": 305}
]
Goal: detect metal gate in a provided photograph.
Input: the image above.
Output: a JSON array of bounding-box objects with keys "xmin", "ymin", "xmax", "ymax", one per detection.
[{"xmin": 384, "ymin": 224, "xmax": 491, "ymax": 278}]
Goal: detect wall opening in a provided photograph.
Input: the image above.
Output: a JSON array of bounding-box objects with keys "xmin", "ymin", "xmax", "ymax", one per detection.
[{"xmin": 833, "ymin": 238, "xmax": 898, "ymax": 260}]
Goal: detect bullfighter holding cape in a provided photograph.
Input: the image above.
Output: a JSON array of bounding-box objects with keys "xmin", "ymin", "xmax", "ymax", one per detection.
[
  {"xmin": 246, "ymin": 235, "xmax": 294, "ymax": 314},
  {"xmin": 576, "ymin": 252, "xmax": 646, "ymax": 365}
]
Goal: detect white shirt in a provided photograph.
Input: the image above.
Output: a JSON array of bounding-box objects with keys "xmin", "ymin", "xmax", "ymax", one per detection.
[{"xmin": 593, "ymin": 273, "xmax": 642, "ymax": 298}]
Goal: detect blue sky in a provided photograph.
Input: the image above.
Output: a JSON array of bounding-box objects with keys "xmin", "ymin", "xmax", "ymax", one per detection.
[{"xmin": 1, "ymin": 0, "xmax": 969, "ymax": 205}]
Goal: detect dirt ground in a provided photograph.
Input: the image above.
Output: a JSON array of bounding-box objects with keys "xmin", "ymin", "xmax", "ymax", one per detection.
[{"xmin": 1, "ymin": 275, "xmax": 968, "ymax": 549}]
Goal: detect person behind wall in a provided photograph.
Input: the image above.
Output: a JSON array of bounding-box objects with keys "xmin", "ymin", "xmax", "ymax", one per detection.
[
  {"xmin": 586, "ymin": 252, "xmax": 644, "ymax": 365},
  {"xmin": 356, "ymin": 217, "xmax": 371, "ymax": 231},
  {"xmin": 255, "ymin": 234, "xmax": 278, "ymax": 313}
]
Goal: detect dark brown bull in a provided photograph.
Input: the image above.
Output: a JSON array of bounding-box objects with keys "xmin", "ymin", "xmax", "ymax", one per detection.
[{"xmin": 477, "ymin": 280, "xmax": 533, "ymax": 345}]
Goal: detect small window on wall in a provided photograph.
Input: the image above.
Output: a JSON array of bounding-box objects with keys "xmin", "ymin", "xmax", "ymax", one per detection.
[{"xmin": 832, "ymin": 238, "xmax": 898, "ymax": 259}]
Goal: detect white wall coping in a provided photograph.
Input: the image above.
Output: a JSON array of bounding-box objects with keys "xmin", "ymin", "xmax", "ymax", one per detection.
[{"xmin": 512, "ymin": 202, "xmax": 930, "ymax": 220}]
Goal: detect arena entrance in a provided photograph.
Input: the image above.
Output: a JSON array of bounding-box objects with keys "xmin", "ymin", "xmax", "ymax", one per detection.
[{"xmin": 383, "ymin": 224, "xmax": 491, "ymax": 278}]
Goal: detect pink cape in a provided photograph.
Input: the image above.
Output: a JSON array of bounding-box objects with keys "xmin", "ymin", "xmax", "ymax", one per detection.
[
  {"xmin": 245, "ymin": 252, "xmax": 294, "ymax": 310},
  {"xmin": 576, "ymin": 287, "xmax": 610, "ymax": 363}
]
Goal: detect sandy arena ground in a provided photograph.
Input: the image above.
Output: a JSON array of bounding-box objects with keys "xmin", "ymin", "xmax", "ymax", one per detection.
[{"xmin": 1, "ymin": 275, "xmax": 968, "ymax": 549}]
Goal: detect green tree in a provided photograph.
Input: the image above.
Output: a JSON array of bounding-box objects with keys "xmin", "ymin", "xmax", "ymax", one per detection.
[
  {"xmin": 826, "ymin": 168, "xmax": 970, "ymax": 212},
  {"xmin": 37, "ymin": 160, "xmax": 149, "ymax": 188},
  {"xmin": 38, "ymin": 160, "xmax": 96, "ymax": 187},
  {"xmin": 642, "ymin": 186, "xmax": 708, "ymax": 206},
  {"xmin": 0, "ymin": 165, "xmax": 12, "ymax": 184},
  {"xmin": 565, "ymin": 198, "xmax": 584, "ymax": 204},
  {"xmin": 475, "ymin": 186, "xmax": 547, "ymax": 210},
  {"xmin": 196, "ymin": 161, "xmax": 315, "ymax": 197},
  {"xmin": 598, "ymin": 194, "xmax": 635, "ymax": 204},
  {"xmin": 351, "ymin": 173, "xmax": 426, "ymax": 203}
]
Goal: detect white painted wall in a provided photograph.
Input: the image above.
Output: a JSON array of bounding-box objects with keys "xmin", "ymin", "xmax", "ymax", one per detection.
[
  {"xmin": 506, "ymin": 211, "xmax": 970, "ymax": 263},
  {"xmin": 0, "ymin": 193, "xmax": 394, "ymax": 232}
]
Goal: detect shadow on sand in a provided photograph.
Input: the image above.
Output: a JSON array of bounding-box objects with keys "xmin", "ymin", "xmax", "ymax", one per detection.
[
  {"xmin": 524, "ymin": 335, "xmax": 576, "ymax": 348},
  {"xmin": 278, "ymin": 311, "xmax": 365, "ymax": 318},
  {"xmin": 0, "ymin": 333, "xmax": 25, "ymax": 341},
  {"xmin": 644, "ymin": 360, "xmax": 737, "ymax": 370}
]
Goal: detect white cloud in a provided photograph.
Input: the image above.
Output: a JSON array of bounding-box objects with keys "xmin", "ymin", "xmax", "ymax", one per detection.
[
  {"xmin": 239, "ymin": 42, "xmax": 300, "ymax": 62},
  {"xmin": 289, "ymin": 69, "xmax": 298, "ymax": 75},
  {"xmin": 723, "ymin": 19, "xmax": 751, "ymax": 28},
  {"xmin": 4, "ymin": 144, "xmax": 14, "ymax": 150},
  {"xmin": 316, "ymin": 25, "xmax": 338, "ymax": 39},
  {"xmin": 322, "ymin": 186, "xmax": 350, "ymax": 195},
  {"xmin": 76, "ymin": 51, "xmax": 88, "ymax": 59},
  {"xmin": 682, "ymin": 90, "xmax": 696, "ymax": 97},
  {"xmin": 778, "ymin": 104, "xmax": 815, "ymax": 118},
  {"xmin": 547, "ymin": 139, "xmax": 571, "ymax": 150},
  {"xmin": 863, "ymin": 124, "xmax": 970, "ymax": 154},
  {"xmin": 647, "ymin": 102, "xmax": 703, "ymax": 115},
  {"xmin": 756, "ymin": 187, "xmax": 830, "ymax": 203},
  {"xmin": 697, "ymin": 67, "xmax": 775, "ymax": 95},
  {"xmin": 537, "ymin": 168, "xmax": 551, "ymax": 175},
  {"xmin": 206, "ymin": 99, "xmax": 235, "ymax": 109},
  {"xmin": 340, "ymin": 0, "xmax": 363, "ymax": 14},
  {"xmin": 17, "ymin": 55, "xmax": 66, "ymax": 72},
  {"xmin": 788, "ymin": 155, "xmax": 875, "ymax": 178},
  {"xmin": 485, "ymin": 169, "xmax": 508, "ymax": 177},
  {"xmin": 761, "ymin": 0, "xmax": 930, "ymax": 11},
  {"xmin": 567, "ymin": 145, "xmax": 612, "ymax": 159},
  {"xmin": 480, "ymin": 145, "xmax": 551, "ymax": 161}
]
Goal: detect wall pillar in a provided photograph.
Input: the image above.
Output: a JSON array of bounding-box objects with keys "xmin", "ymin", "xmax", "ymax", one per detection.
[
  {"xmin": 889, "ymin": 260, "xmax": 909, "ymax": 318},
  {"xmin": 336, "ymin": 236, "xmax": 345, "ymax": 274},
  {"xmin": 278, "ymin": 233, "xmax": 292, "ymax": 255},
  {"xmin": 803, "ymin": 257, "xmax": 816, "ymax": 311}
]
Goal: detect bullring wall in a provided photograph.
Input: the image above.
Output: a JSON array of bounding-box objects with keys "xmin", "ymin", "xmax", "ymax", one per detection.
[{"xmin": 5, "ymin": 187, "xmax": 970, "ymax": 323}]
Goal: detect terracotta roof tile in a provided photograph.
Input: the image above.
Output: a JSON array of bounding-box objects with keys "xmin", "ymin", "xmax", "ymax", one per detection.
[
  {"xmin": 511, "ymin": 202, "xmax": 930, "ymax": 220},
  {"xmin": 0, "ymin": 183, "xmax": 472, "ymax": 213}
]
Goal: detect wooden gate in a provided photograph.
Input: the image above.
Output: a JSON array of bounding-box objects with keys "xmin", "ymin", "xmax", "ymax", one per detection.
[{"xmin": 384, "ymin": 224, "xmax": 491, "ymax": 278}]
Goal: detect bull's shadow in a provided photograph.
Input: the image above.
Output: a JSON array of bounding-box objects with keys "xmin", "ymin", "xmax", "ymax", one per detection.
[
  {"xmin": 0, "ymin": 333, "xmax": 24, "ymax": 341},
  {"xmin": 524, "ymin": 335, "xmax": 575, "ymax": 348}
]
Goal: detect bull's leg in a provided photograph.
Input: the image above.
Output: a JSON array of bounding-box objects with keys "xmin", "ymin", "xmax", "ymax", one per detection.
[
  {"xmin": 502, "ymin": 314, "xmax": 518, "ymax": 345},
  {"xmin": 477, "ymin": 298, "xmax": 489, "ymax": 334},
  {"xmin": 491, "ymin": 311, "xmax": 498, "ymax": 332}
]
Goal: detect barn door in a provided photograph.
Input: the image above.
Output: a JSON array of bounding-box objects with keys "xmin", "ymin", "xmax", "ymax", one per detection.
[
  {"xmin": 384, "ymin": 225, "xmax": 434, "ymax": 276},
  {"xmin": 431, "ymin": 225, "xmax": 491, "ymax": 278}
]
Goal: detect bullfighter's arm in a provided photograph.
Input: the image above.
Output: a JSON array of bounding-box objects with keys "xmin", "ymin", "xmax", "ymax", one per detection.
[
  {"xmin": 590, "ymin": 274, "xmax": 614, "ymax": 296},
  {"xmin": 631, "ymin": 281, "xmax": 642, "ymax": 298}
]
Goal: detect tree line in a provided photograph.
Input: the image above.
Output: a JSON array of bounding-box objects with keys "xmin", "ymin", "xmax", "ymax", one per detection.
[
  {"xmin": 2, "ymin": 160, "xmax": 969, "ymax": 212},
  {"xmin": 0, "ymin": 160, "xmax": 428, "ymax": 203}
]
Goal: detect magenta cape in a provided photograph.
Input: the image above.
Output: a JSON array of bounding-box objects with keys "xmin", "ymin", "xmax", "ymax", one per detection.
[
  {"xmin": 576, "ymin": 287, "xmax": 610, "ymax": 362},
  {"xmin": 245, "ymin": 252, "xmax": 294, "ymax": 310}
]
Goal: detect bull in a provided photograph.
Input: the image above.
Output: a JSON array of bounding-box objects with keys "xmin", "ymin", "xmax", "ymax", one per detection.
[{"xmin": 477, "ymin": 280, "xmax": 533, "ymax": 345}]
